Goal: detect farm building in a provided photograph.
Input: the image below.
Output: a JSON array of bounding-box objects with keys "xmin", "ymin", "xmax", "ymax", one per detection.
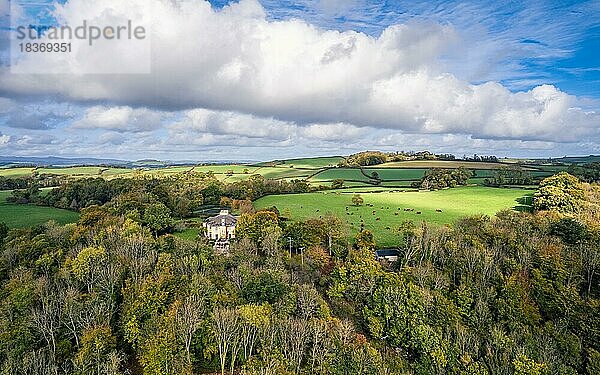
[{"xmin": 203, "ymin": 210, "xmax": 237, "ymax": 251}]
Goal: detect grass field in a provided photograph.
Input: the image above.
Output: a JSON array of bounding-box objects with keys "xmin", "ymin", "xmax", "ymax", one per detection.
[
  {"xmin": 256, "ymin": 156, "xmax": 344, "ymax": 169},
  {"xmin": 173, "ymin": 228, "xmax": 202, "ymax": 241},
  {"xmin": 256, "ymin": 186, "xmax": 533, "ymax": 247},
  {"xmin": 36, "ymin": 167, "xmax": 105, "ymax": 176},
  {"xmin": 252, "ymin": 167, "xmax": 314, "ymax": 180},
  {"xmin": 0, "ymin": 191, "xmax": 80, "ymax": 228},
  {"xmin": 0, "ymin": 167, "xmax": 35, "ymax": 178}
]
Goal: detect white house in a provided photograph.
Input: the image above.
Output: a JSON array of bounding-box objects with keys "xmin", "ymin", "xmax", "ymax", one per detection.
[{"xmin": 203, "ymin": 210, "xmax": 237, "ymax": 251}]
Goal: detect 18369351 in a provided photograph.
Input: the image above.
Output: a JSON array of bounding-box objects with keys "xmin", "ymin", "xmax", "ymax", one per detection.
[{"xmin": 19, "ymin": 42, "xmax": 72, "ymax": 53}]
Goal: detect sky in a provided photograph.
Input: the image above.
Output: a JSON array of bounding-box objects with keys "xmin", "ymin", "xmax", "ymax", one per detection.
[{"xmin": 0, "ymin": 0, "xmax": 599, "ymax": 161}]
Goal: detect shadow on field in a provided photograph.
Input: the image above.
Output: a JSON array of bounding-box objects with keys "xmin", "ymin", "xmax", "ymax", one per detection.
[{"xmin": 514, "ymin": 195, "xmax": 534, "ymax": 212}]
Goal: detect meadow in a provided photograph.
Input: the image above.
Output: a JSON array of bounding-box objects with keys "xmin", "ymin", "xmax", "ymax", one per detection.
[
  {"xmin": 256, "ymin": 156, "xmax": 344, "ymax": 169},
  {"xmin": 0, "ymin": 190, "xmax": 80, "ymax": 228},
  {"xmin": 0, "ymin": 167, "xmax": 35, "ymax": 178},
  {"xmin": 255, "ymin": 186, "xmax": 533, "ymax": 247}
]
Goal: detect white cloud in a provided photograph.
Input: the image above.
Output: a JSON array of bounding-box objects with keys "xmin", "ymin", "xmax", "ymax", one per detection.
[
  {"xmin": 71, "ymin": 106, "xmax": 165, "ymax": 133},
  {"xmin": 0, "ymin": 0, "xmax": 598, "ymax": 155},
  {"xmin": 167, "ymin": 108, "xmax": 363, "ymax": 143},
  {"xmin": 0, "ymin": 134, "xmax": 10, "ymax": 147}
]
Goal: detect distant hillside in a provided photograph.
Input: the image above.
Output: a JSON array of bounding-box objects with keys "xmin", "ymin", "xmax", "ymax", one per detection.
[
  {"xmin": 0, "ymin": 156, "xmax": 259, "ymax": 168},
  {"xmin": 0, "ymin": 156, "xmax": 129, "ymax": 167},
  {"xmin": 551, "ymin": 155, "xmax": 600, "ymax": 164}
]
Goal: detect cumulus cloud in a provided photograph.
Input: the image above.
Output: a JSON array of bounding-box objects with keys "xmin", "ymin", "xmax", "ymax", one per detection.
[
  {"xmin": 0, "ymin": 0, "xmax": 598, "ymax": 159},
  {"xmin": 169, "ymin": 109, "xmax": 296, "ymax": 140},
  {"xmin": 0, "ymin": 98, "xmax": 76, "ymax": 130},
  {"xmin": 167, "ymin": 108, "xmax": 365, "ymax": 144},
  {"xmin": 71, "ymin": 106, "xmax": 165, "ymax": 133}
]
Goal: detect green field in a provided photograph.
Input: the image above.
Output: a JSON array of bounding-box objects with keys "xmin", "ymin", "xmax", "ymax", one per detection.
[
  {"xmin": 36, "ymin": 167, "xmax": 104, "ymax": 176},
  {"xmin": 0, "ymin": 191, "xmax": 80, "ymax": 228},
  {"xmin": 256, "ymin": 186, "xmax": 533, "ymax": 247},
  {"xmin": 0, "ymin": 167, "xmax": 35, "ymax": 178},
  {"xmin": 310, "ymin": 168, "xmax": 373, "ymax": 182},
  {"xmin": 173, "ymin": 228, "xmax": 202, "ymax": 241},
  {"xmin": 256, "ymin": 156, "xmax": 344, "ymax": 169},
  {"xmin": 251, "ymin": 167, "xmax": 314, "ymax": 180}
]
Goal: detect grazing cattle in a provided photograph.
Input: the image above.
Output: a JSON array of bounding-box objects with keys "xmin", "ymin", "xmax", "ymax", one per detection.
[
  {"xmin": 395, "ymin": 213, "xmax": 399, "ymax": 216},
  {"xmin": 376, "ymin": 218, "xmax": 381, "ymax": 221},
  {"xmin": 436, "ymin": 209, "xmax": 443, "ymax": 213},
  {"xmin": 316, "ymin": 209, "xmax": 320, "ymax": 212},
  {"xmin": 386, "ymin": 227, "xmax": 391, "ymax": 230},
  {"xmin": 416, "ymin": 212, "xmax": 422, "ymax": 215}
]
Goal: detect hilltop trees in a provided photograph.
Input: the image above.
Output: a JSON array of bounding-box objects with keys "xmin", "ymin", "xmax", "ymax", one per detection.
[
  {"xmin": 343, "ymin": 152, "xmax": 388, "ymax": 166},
  {"xmin": 340, "ymin": 150, "xmax": 449, "ymax": 166}
]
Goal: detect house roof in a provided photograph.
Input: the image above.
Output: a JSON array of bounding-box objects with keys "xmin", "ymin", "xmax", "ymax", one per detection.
[
  {"xmin": 376, "ymin": 249, "xmax": 400, "ymax": 257},
  {"xmin": 205, "ymin": 210, "xmax": 237, "ymax": 226}
]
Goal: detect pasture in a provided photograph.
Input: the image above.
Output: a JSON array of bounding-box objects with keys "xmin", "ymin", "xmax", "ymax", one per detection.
[
  {"xmin": 0, "ymin": 190, "xmax": 80, "ymax": 228},
  {"xmin": 255, "ymin": 186, "xmax": 533, "ymax": 247},
  {"xmin": 0, "ymin": 167, "xmax": 35, "ymax": 178},
  {"xmin": 36, "ymin": 167, "xmax": 104, "ymax": 176},
  {"xmin": 257, "ymin": 156, "xmax": 344, "ymax": 169}
]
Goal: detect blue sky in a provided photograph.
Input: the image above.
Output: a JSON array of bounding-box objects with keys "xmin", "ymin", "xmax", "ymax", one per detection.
[
  {"xmin": 209, "ymin": 0, "xmax": 600, "ymax": 99},
  {"xmin": 0, "ymin": 0, "xmax": 598, "ymax": 161}
]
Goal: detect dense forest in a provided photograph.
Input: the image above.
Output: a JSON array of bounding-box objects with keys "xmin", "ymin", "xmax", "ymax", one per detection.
[{"xmin": 0, "ymin": 172, "xmax": 599, "ymax": 374}]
